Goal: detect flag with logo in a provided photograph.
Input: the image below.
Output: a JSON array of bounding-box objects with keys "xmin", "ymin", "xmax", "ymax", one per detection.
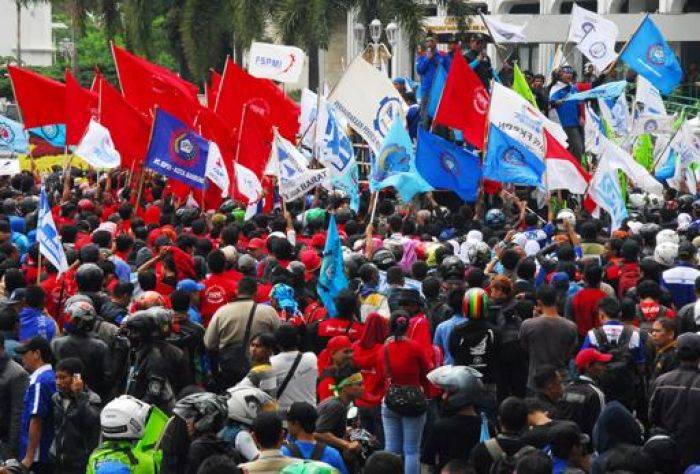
[
  {"xmin": 620, "ymin": 15, "xmax": 682, "ymax": 95},
  {"xmin": 568, "ymin": 4, "xmax": 619, "ymax": 73},
  {"xmin": 74, "ymin": 119, "xmax": 121, "ymax": 169},
  {"xmin": 489, "ymin": 82, "xmax": 568, "ymax": 157},
  {"xmin": 270, "ymin": 130, "xmax": 329, "ymax": 202},
  {"xmin": 316, "ymin": 100, "xmax": 360, "ymax": 212},
  {"xmin": 248, "ymin": 42, "xmax": 305, "ymax": 83},
  {"xmin": 299, "ymin": 88, "xmax": 319, "ymax": 149},
  {"xmin": 28, "ymin": 125, "xmax": 66, "ymax": 148},
  {"xmin": 317, "ymin": 214, "xmax": 347, "ymax": 318},
  {"xmin": 484, "ymin": 124, "xmax": 545, "ymax": 186},
  {"xmin": 660, "ymin": 121, "xmax": 700, "ymax": 189},
  {"xmin": 635, "ymin": 75, "xmax": 667, "ymax": 116},
  {"xmin": 481, "ymin": 15, "xmax": 527, "ymax": 43},
  {"xmin": 598, "ymin": 94, "xmax": 630, "ymax": 138},
  {"xmin": 584, "ymin": 103, "xmax": 604, "ymax": 155},
  {"xmin": 415, "ymin": 129, "xmax": 481, "ymax": 202},
  {"xmin": 599, "ymin": 136, "xmax": 663, "ymax": 194},
  {"xmin": 0, "ymin": 115, "xmax": 28, "ymax": 154},
  {"xmin": 588, "ymin": 159, "xmax": 628, "ymax": 231},
  {"xmin": 545, "ymin": 130, "xmax": 591, "ymax": 193},
  {"xmin": 563, "ymin": 81, "xmax": 627, "ymax": 102},
  {"xmin": 630, "ymin": 113, "xmax": 674, "ymax": 138},
  {"xmin": 371, "ymin": 114, "xmax": 432, "ymax": 201},
  {"xmin": 329, "ymin": 56, "xmax": 405, "ymax": 153},
  {"xmin": 205, "ymin": 142, "xmax": 230, "ymax": 197},
  {"xmin": 145, "ymin": 109, "xmax": 210, "ymax": 190},
  {"xmin": 38, "ymin": 186, "xmax": 68, "ymax": 274},
  {"xmin": 433, "ymin": 49, "xmax": 489, "ymax": 149}
]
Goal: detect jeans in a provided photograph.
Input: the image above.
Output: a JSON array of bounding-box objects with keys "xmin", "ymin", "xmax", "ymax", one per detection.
[{"xmin": 381, "ymin": 402, "xmax": 426, "ymax": 474}]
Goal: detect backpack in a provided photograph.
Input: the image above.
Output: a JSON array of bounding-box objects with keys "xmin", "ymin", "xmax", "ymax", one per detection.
[
  {"xmin": 592, "ymin": 326, "xmax": 637, "ymax": 408},
  {"xmin": 617, "ymin": 264, "xmax": 641, "ymax": 299},
  {"xmin": 485, "ymin": 438, "xmax": 537, "ymax": 474},
  {"xmin": 285, "ymin": 442, "xmax": 328, "ymax": 461},
  {"xmin": 448, "ymin": 322, "xmax": 496, "ymax": 379},
  {"xmin": 216, "ymin": 303, "xmax": 257, "ymax": 389},
  {"xmin": 496, "ymin": 307, "xmax": 525, "ymax": 364}
]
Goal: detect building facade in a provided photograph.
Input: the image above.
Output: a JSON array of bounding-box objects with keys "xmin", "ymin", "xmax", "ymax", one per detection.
[{"xmin": 0, "ymin": 0, "xmax": 53, "ymax": 66}]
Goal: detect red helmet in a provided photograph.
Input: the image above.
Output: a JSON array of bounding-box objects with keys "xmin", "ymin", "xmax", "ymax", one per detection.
[{"xmin": 78, "ymin": 199, "xmax": 95, "ymax": 212}]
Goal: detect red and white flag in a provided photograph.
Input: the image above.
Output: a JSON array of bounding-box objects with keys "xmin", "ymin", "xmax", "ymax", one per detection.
[{"xmin": 544, "ymin": 130, "xmax": 591, "ymax": 194}]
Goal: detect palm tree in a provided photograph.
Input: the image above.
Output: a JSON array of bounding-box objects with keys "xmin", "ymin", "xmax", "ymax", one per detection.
[
  {"xmin": 229, "ymin": 0, "xmax": 274, "ymax": 65},
  {"xmin": 179, "ymin": 0, "xmax": 234, "ymax": 82}
]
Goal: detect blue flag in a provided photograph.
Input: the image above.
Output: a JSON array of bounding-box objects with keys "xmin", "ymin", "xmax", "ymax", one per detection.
[
  {"xmin": 427, "ymin": 64, "xmax": 447, "ymax": 117},
  {"xmin": 146, "ymin": 109, "xmax": 209, "ymax": 190},
  {"xmin": 416, "ymin": 128, "xmax": 482, "ymax": 202},
  {"xmin": 563, "ymin": 81, "xmax": 627, "ymax": 102},
  {"xmin": 0, "ymin": 115, "xmax": 29, "ymax": 154},
  {"xmin": 484, "ymin": 125, "xmax": 545, "ymax": 186},
  {"xmin": 370, "ymin": 114, "xmax": 432, "ymax": 201},
  {"xmin": 38, "ymin": 187, "xmax": 68, "ymax": 274},
  {"xmin": 317, "ymin": 214, "xmax": 348, "ymax": 318},
  {"xmin": 28, "ymin": 124, "xmax": 66, "ymax": 148},
  {"xmin": 655, "ymin": 149, "xmax": 677, "ymax": 181},
  {"xmin": 620, "ymin": 15, "xmax": 682, "ymax": 95}
]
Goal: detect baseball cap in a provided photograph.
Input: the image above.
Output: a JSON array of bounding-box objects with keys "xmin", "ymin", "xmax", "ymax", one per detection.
[
  {"xmin": 247, "ymin": 238, "xmax": 266, "ymax": 251},
  {"xmin": 15, "ymin": 336, "xmax": 52, "ymax": 357},
  {"xmin": 677, "ymin": 332, "xmax": 700, "ymax": 359},
  {"xmin": 327, "ymin": 336, "xmax": 352, "ymax": 355},
  {"xmin": 575, "ymin": 348, "xmax": 613, "ymax": 371},
  {"xmin": 286, "ymin": 402, "xmax": 318, "ymax": 425},
  {"xmin": 176, "ymin": 279, "xmax": 205, "ymax": 293}
]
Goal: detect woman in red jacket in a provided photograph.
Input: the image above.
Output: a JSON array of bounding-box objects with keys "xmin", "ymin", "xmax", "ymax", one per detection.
[
  {"xmin": 352, "ymin": 312, "xmax": 389, "ymax": 442},
  {"xmin": 378, "ymin": 310, "xmax": 432, "ymax": 474}
]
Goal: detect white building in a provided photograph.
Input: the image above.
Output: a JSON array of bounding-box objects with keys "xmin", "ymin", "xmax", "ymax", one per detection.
[
  {"xmin": 0, "ymin": 0, "xmax": 53, "ymax": 66},
  {"xmin": 340, "ymin": 0, "xmax": 700, "ymax": 80}
]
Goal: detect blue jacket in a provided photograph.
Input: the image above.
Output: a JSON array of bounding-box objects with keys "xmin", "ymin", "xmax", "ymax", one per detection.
[
  {"xmin": 19, "ymin": 307, "xmax": 57, "ymax": 342},
  {"xmin": 416, "ymin": 52, "xmax": 445, "ymax": 97},
  {"xmin": 662, "ymin": 263, "xmax": 700, "ymax": 309},
  {"xmin": 550, "ymin": 83, "xmax": 581, "ymax": 127}
]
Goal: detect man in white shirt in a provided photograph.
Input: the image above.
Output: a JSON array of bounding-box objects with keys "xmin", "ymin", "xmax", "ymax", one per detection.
[{"xmin": 270, "ymin": 324, "xmax": 318, "ymax": 411}]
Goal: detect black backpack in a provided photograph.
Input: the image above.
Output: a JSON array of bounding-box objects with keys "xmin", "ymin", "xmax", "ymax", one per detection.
[
  {"xmin": 448, "ymin": 321, "xmax": 496, "ymax": 379},
  {"xmin": 285, "ymin": 441, "xmax": 328, "ymax": 461},
  {"xmin": 485, "ymin": 438, "xmax": 537, "ymax": 474},
  {"xmin": 215, "ymin": 303, "xmax": 257, "ymax": 390},
  {"xmin": 592, "ymin": 326, "xmax": 637, "ymax": 408}
]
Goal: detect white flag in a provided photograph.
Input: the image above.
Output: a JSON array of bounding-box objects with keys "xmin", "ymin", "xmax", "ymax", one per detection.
[
  {"xmin": 234, "ymin": 162, "xmax": 262, "ymax": 203},
  {"xmin": 584, "ymin": 103, "xmax": 603, "ymax": 155},
  {"xmin": 74, "ymin": 119, "xmax": 121, "ymax": 169},
  {"xmin": 599, "ymin": 136, "xmax": 663, "ymax": 194},
  {"xmin": 270, "ymin": 130, "xmax": 329, "ymax": 201},
  {"xmin": 489, "ymin": 82, "xmax": 567, "ymax": 157},
  {"xmin": 631, "ymin": 113, "xmax": 675, "ymax": 137},
  {"xmin": 635, "ymin": 75, "xmax": 667, "ymax": 117},
  {"xmin": 205, "ymin": 142, "xmax": 230, "ymax": 197},
  {"xmin": 248, "ymin": 42, "xmax": 305, "ymax": 83},
  {"xmin": 482, "ymin": 16, "xmax": 527, "ymax": 43},
  {"xmin": 568, "ymin": 4, "xmax": 618, "ymax": 72},
  {"xmin": 588, "ymin": 161, "xmax": 628, "ymax": 232},
  {"xmin": 598, "ymin": 94, "xmax": 630, "ymax": 138},
  {"xmin": 299, "ymin": 88, "xmax": 319, "ymax": 149},
  {"xmin": 670, "ymin": 121, "xmax": 700, "ymax": 168},
  {"xmin": 38, "ymin": 187, "xmax": 69, "ymax": 274},
  {"xmin": 329, "ymin": 56, "xmax": 406, "ymax": 154}
]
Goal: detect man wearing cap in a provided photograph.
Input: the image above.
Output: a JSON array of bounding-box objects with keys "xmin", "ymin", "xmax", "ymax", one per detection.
[
  {"xmin": 649, "ymin": 332, "xmax": 700, "ymax": 468},
  {"xmin": 548, "ymin": 421, "xmax": 590, "ymax": 474},
  {"xmin": 463, "ymin": 33, "xmax": 492, "ymax": 88},
  {"xmin": 282, "ymin": 402, "xmax": 348, "ymax": 473},
  {"xmin": 175, "ymin": 278, "xmax": 205, "ymax": 324},
  {"xmin": 15, "ymin": 337, "xmax": 56, "ymax": 473},
  {"xmin": 549, "ymin": 66, "xmax": 586, "ymax": 159},
  {"xmin": 559, "ymin": 348, "xmax": 609, "ymax": 439},
  {"xmin": 662, "ymin": 241, "xmax": 700, "ymax": 310}
]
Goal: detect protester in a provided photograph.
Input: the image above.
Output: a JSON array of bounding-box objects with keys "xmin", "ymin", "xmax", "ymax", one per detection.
[{"xmin": 0, "ymin": 332, "xmax": 28, "ymax": 460}]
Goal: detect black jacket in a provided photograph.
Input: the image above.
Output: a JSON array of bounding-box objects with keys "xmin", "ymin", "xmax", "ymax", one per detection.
[
  {"xmin": 449, "ymin": 319, "xmax": 498, "ymax": 382},
  {"xmin": 51, "ymin": 388, "xmax": 101, "ymax": 473},
  {"xmin": 559, "ymin": 376, "xmax": 606, "ymax": 438},
  {"xmin": 0, "ymin": 355, "xmax": 28, "ymax": 458},
  {"xmin": 677, "ymin": 302, "xmax": 700, "ymax": 335},
  {"xmin": 51, "ymin": 333, "xmax": 111, "ymax": 400},
  {"xmin": 100, "ymin": 300, "xmax": 128, "ymax": 324},
  {"xmin": 126, "ymin": 341, "xmax": 189, "ymax": 412},
  {"xmin": 649, "ymin": 365, "xmax": 700, "ymax": 467}
]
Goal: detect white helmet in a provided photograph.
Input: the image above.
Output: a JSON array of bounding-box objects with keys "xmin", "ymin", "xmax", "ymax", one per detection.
[
  {"xmin": 100, "ymin": 395, "xmax": 151, "ymax": 440},
  {"xmin": 647, "ymin": 194, "xmax": 664, "ymax": 210},
  {"xmin": 628, "ymin": 193, "xmax": 646, "ymax": 210},
  {"xmin": 556, "ymin": 209, "xmax": 576, "ymax": 228},
  {"xmin": 226, "ymin": 387, "xmax": 275, "ymax": 426},
  {"xmin": 627, "ymin": 221, "xmax": 644, "ymax": 235},
  {"xmin": 656, "ymin": 229, "xmax": 680, "ymax": 247},
  {"xmin": 654, "ymin": 242, "xmax": 679, "ymax": 267}
]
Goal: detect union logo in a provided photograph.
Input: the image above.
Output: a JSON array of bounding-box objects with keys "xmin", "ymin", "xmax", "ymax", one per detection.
[
  {"xmin": 643, "ymin": 119, "xmax": 658, "ymax": 134},
  {"xmin": 647, "ymin": 44, "xmax": 666, "ymax": 66},
  {"xmin": 439, "ymin": 152, "xmax": 459, "ymax": 176},
  {"xmin": 373, "ymin": 97, "xmax": 402, "ymax": 138},
  {"xmin": 246, "ymin": 97, "xmax": 271, "ymax": 118},
  {"xmin": 173, "ymin": 133, "xmax": 198, "ymax": 161},
  {"xmin": 588, "ymin": 42, "xmax": 607, "ymax": 59},
  {"xmin": 473, "ymin": 89, "xmax": 489, "ymax": 115},
  {"xmin": 0, "ymin": 124, "xmax": 15, "ymax": 146},
  {"xmin": 502, "ymin": 147, "xmax": 525, "ymax": 166},
  {"xmin": 40, "ymin": 125, "xmax": 60, "ymax": 140}
]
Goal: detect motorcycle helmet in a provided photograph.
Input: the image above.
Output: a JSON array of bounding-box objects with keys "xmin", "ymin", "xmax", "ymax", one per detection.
[
  {"xmin": 427, "ymin": 365, "xmax": 486, "ymax": 410},
  {"xmin": 173, "ymin": 392, "xmax": 228, "ymax": 434},
  {"xmin": 485, "ymin": 209, "xmax": 505, "ymax": 230},
  {"xmin": 628, "ymin": 193, "xmax": 646, "ymax": 210},
  {"xmin": 75, "ymin": 263, "xmax": 104, "ymax": 291},
  {"xmin": 226, "ymin": 387, "xmax": 276, "ymax": 426},
  {"xmin": 466, "ymin": 242, "xmax": 491, "ymax": 267},
  {"xmin": 556, "ymin": 209, "xmax": 576, "ymax": 229},
  {"xmin": 678, "ymin": 194, "xmax": 694, "ymax": 212},
  {"xmin": 654, "ymin": 242, "xmax": 678, "ymax": 267},
  {"xmin": 372, "ymin": 248, "xmax": 396, "ymax": 271},
  {"xmin": 462, "ymin": 287, "xmax": 489, "ymax": 320},
  {"xmin": 439, "ymin": 255, "xmax": 465, "ymax": 280},
  {"xmin": 639, "ymin": 223, "xmax": 661, "ymax": 244},
  {"xmin": 100, "ymin": 395, "xmax": 152, "ymax": 440},
  {"xmin": 647, "ymin": 194, "xmax": 664, "ymax": 210},
  {"xmin": 219, "ymin": 199, "xmax": 236, "ymax": 214},
  {"xmin": 123, "ymin": 307, "xmax": 170, "ymax": 341},
  {"xmin": 656, "ymin": 229, "xmax": 680, "ymax": 246},
  {"xmin": 21, "ymin": 196, "xmax": 38, "ymax": 215},
  {"xmin": 63, "ymin": 298, "xmax": 97, "ymax": 333}
]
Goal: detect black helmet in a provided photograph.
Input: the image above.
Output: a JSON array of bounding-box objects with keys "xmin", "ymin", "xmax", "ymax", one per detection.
[
  {"xmin": 124, "ymin": 307, "xmax": 171, "ymax": 341},
  {"xmin": 372, "ymin": 248, "xmax": 396, "ymax": 270},
  {"xmin": 173, "ymin": 392, "xmax": 228, "ymax": 434},
  {"xmin": 639, "ymin": 223, "xmax": 661, "ymax": 244},
  {"xmin": 439, "ymin": 255, "xmax": 465, "ymax": 280},
  {"xmin": 75, "ymin": 263, "xmax": 104, "ymax": 292},
  {"xmin": 678, "ymin": 194, "xmax": 694, "ymax": 212},
  {"xmin": 485, "ymin": 209, "xmax": 506, "ymax": 230},
  {"xmin": 21, "ymin": 196, "xmax": 38, "ymax": 215},
  {"xmin": 219, "ymin": 199, "xmax": 236, "ymax": 214}
]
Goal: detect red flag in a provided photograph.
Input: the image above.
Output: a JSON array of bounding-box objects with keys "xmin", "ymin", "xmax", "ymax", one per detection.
[
  {"xmin": 98, "ymin": 77, "xmax": 151, "ymax": 169},
  {"xmin": 215, "ymin": 58, "xmax": 299, "ymax": 142},
  {"xmin": 233, "ymin": 107, "xmax": 274, "ymax": 180},
  {"xmin": 544, "ymin": 130, "xmax": 590, "ymax": 194},
  {"xmin": 196, "ymin": 107, "xmax": 235, "ymax": 164},
  {"xmin": 65, "ymin": 71, "xmax": 98, "ymax": 146},
  {"xmin": 112, "ymin": 44, "xmax": 200, "ymax": 125},
  {"xmin": 7, "ymin": 65, "xmax": 65, "ymax": 129},
  {"xmin": 207, "ymin": 69, "xmax": 222, "ymax": 110},
  {"xmin": 433, "ymin": 50, "xmax": 489, "ymax": 149}
]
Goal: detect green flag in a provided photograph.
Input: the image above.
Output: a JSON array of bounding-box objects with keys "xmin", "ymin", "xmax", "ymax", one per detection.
[
  {"xmin": 633, "ymin": 134, "xmax": 655, "ymax": 171},
  {"xmin": 512, "ymin": 63, "xmax": 537, "ymax": 108}
]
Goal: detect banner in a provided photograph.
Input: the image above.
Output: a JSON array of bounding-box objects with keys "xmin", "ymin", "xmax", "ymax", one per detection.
[
  {"xmin": 0, "ymin": 115, "xmax": 29, "ymax": 154},
  {"xmin": 568, "ymin": 5, "xmax": 619, "ymax": 72},
  {"xmin": 482, "ymin": 15, "xmax": 527, "ymax": 43},
  {"xmin": 18, "ymin": 154, "xmax": 89, "ymax": 173},
  {"xmin": 329, "ymin": 56, "xmax": 406, "ymax": 153},
  {"xmin": 38, "ymin": 186, "xmax": 69, "ymax": 274},
  {"xmin": 74, "ymin": 119, "xmax": 121, "ymax": 169},
  {"xmin": 248, "ymin": 42, "xmax": 305, "ymax": 83},
  {"xmin": 270, "ymin": 130, "xmax": 329, "ymax": 201}
]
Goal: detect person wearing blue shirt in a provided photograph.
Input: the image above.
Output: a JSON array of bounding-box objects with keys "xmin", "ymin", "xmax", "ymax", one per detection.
[
  {"xmin": 17, "ymin": 287, "xmax": 59, "ymax": 343},
  {"xmin": 15, "ymin": 336, "xmax": 57, "ymax": 473},
  {"xmin": 416, "ymin": 36, "xmax": 445, "ymax": 124},
  {"xmin": 433, "ymin": 297, "xmax": 466, "ymax": 365},
  {"xmin": 282, "ymin": 402, "xmax": 348, "ymax": 474},
  {"xmin": 176, "ymin": 278, "xmax": 205, "ymax": 324},
  {"xmin": 549, "ymin": 66, "xmax": 585, "ymax": 159},
  {"xmin": 661, "ymin": 242, "xmax": 700, "ymax": 310},
  {"xmin": 547, "ymin": 421, "xmax": 589, "ymax": 474}
]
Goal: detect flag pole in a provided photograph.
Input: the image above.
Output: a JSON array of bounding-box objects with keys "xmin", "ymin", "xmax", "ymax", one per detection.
[
  {"xmin": 603, "ymin": 13, "xmax": 648, "ymax": 76},
  {"xmin": 36, "ymin": 250, "xmax": 42, "ymax": 285},
  {"xmin": 478, "ymin": 11, "xmax": 510, "ymax": 65},
  {"xmin": 233, "ymin": 104, "xmax": 249, "ymax": 165},
  {"xmin": 476, "ymin": 80, "xmax": 495, "ymax": 220},
  {"xmin": 135, "ymin": 107, "xmax": 158, "ymax": 214}
]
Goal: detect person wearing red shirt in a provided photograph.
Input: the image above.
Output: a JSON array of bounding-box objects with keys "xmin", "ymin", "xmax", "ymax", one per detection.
[
  {"xmin": 352, "ymin": 312, "xmax": 389, "ymax": 440},
  {"xmin": 317, "ymin": 335, "xmax": 354, "ymax": 402},
  {"xmin": 571, "ymin": 265, "xmax": 608, "ymax": 337},
  {"xmin": 375, "ymin": 311, "xmax": 432, "ymax": 474},
  {"xmin": 315, "ymin": 289, "xmax": 364, "ymax": 354},
  {"xmin": 200, "ymin": 250, "xmax": 238, "ymax": 326}
]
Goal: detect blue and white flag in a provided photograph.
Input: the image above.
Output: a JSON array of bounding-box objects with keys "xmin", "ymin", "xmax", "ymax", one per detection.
[
  {"xmin": 317, "ymin": 214, "xmax": 348, "ymax": 318},
  {"xmin": 599, "ymin": 93, "xmax": 630, "ymax": 137},
  {"xmin": 38, "ymin": 186, "xmax": 68, "ymax": 274},
  {"xmin": 269, "ymin": 130, "xmax": 329, "ymax": 202},
  {"xmin": 589, "ymin": 163, "xmax": 628, "ymax": 232},
  {"xmin": 584, "ymin": 103, "xmax": 604, "ymax": 154},
  {"xmin": 563, "ymin": 81, "xmax": 627, "ymax": 102},
  {"xmin": 317, "ymin": 101, "xmax": 360, "ymax": 212},
  {"xmin": 484, "ymin": 124, "xmax": 545, "ymax": 187},
  {"xmin": 427, "ymin": 64, "xmax": 447, "ymax": 117},
  {"xmin": 370, "ymin": 113, "xmax": 432, "ymax": 201},
  {"xmin": 145, "ymin": 109, "xmax": 209, "ymax": 190},
  {"xmin": 415, "ymin": 128, "xmax": 482, "ymax": 202},
  {"xmin": 0, "ymin": 115, "xmax": 28, "ymax": 154},
  {"xmin": 28, "ymin": 124, "xmax": 66, "ymax": 148},
  {"xmin": 620, "ymin": 15, "xmax": 682, "ymax": 95},
  {"xmin": 74, "ymin": 119, "xmax": 121, "ymax": 169}
]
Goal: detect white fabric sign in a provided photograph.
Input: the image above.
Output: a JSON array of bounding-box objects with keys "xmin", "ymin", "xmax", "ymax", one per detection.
[
  {"xmin": 248, "ymin": 42, "xmax": 305, "ymax": 83},
  {"xmin": 74, "ymin": 120, "xmax": 121, "ymax": 169},
  {"xmin": 205, "ymin": 142, "xmax": 230, "ymax": 197},
  {"xmin": 482, "ymin": 16, "xmax": 527, "ymax": 43}
]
